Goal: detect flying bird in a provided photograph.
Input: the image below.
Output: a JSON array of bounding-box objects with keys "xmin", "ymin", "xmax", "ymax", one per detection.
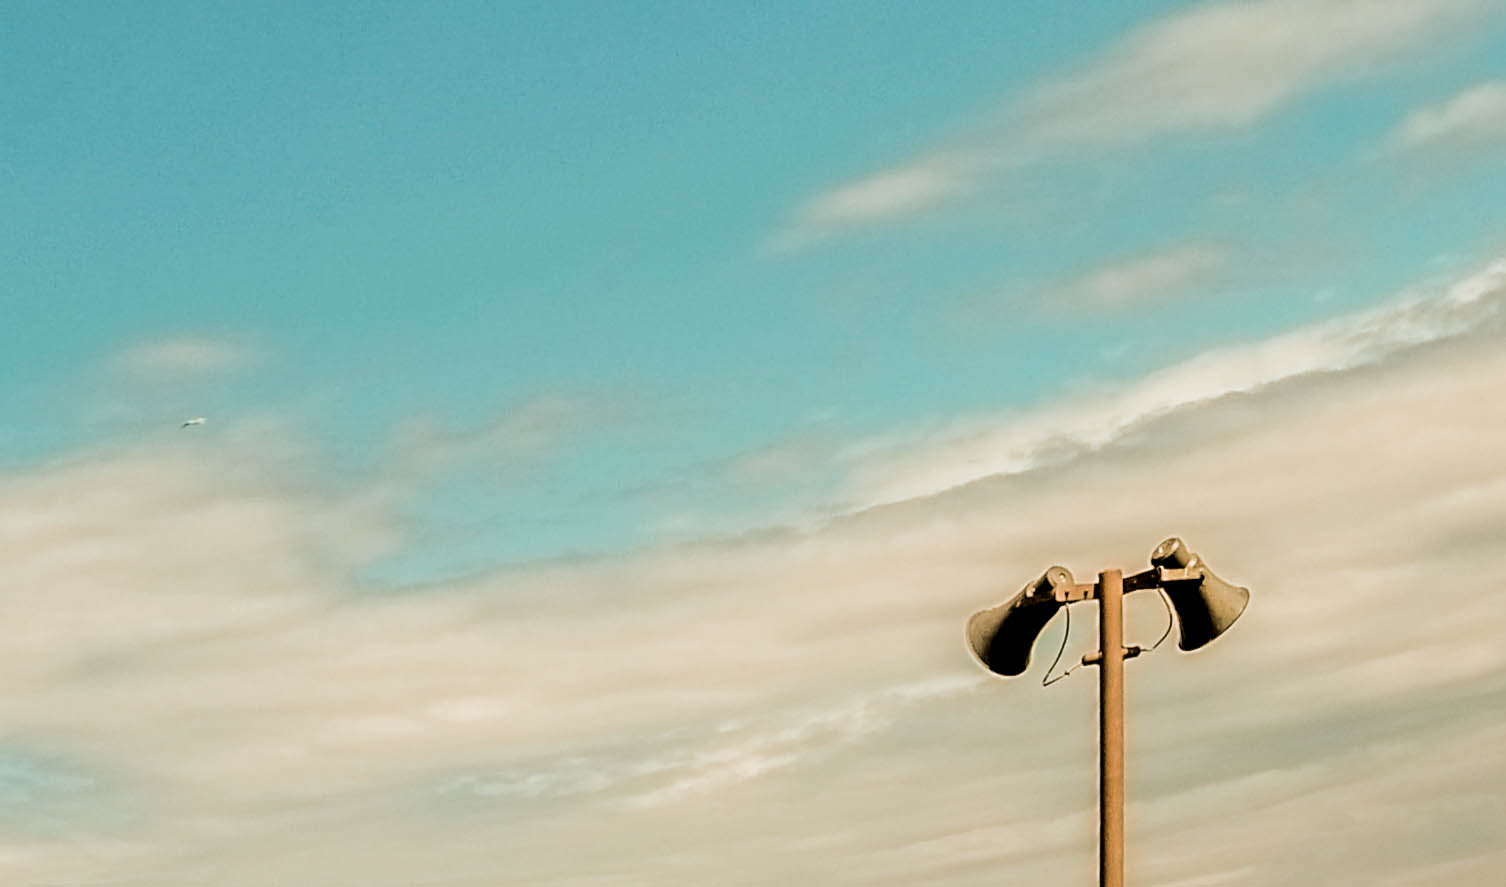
[{"xmin": 181, "ymin": 417, "xmax": 207, "ymax": 428}]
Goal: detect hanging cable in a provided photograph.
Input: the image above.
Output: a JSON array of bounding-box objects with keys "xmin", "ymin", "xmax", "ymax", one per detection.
[
  {"xmin": 1041, "ymin": 604, "xmax": 1080, "ymax": 687},
  {"xmin": 1148, "ymin": 588, "xmax": 1174, "ymax": 651},
  {"xmin": 1045, "ymin": 586, "xmax": 1175, "ymax": 685}
]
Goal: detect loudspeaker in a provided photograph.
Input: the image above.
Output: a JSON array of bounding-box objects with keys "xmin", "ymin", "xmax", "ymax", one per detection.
[
  {"xmin": 966, "ymin": 566, "xmax": 1074, "ymax": 677},
  {"xmin": 1150, "ymin": 537, "xmax": 1249, "ymax": 651}
]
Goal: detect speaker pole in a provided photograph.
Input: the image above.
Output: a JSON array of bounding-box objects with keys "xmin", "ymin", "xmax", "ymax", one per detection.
[
  {"xmin": 1097, "ymin": 568, "xmax": 1125, "ymax": 887},
  {"xmin": 966, "ymin": 540, "xmax": 1249, "ymax": 886}
]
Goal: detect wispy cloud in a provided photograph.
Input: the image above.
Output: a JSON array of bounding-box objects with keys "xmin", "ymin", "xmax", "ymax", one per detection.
[
  {"xmin": 843, "ymin": 256, "xmax": 1506, "ymax": 506},
  {"xmin": 1388, "ymin": 78, "xmax": 1506, "ymax": 153},
  {"xmin": 114, "ymin": 337, "xmax": 258, "ymax": 380},
  {"xmin": 1045, "ymin": 241, "xmax": 1230, "ymax": 310},
  {"xmin": 614, "ymin": 256, "xmax": 1506, "ymax": 536},
  {"xmin": 433, "ymin": 676, "xmax": 981, "ymax": 813},
  {"xmin": 678, "ymin": 255, "xmax": 1506, "ymax": 524},
  {"xmin": 767, "ymin": 155, "xmax": 979, "ymax": 250},
  {"xmin": 776, "ymin": 0, "xmax": 1502, "ymax": 242},
  {"xmin": 391, "ymin": 392, "xmax": 633, "ymax": 481},
  {"xmin": 620, "ymin": 675, "xmax": 980, "ymax": 809}
]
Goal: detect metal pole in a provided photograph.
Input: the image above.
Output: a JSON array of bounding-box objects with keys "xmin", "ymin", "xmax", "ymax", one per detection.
[{"xmin": 1098, "ymin": 568, "xmax": 1125, "ymax": 887}]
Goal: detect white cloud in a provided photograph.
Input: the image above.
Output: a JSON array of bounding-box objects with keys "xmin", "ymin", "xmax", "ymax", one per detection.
[
  {"xmin": 4, "ymin": 259, "xmax": 1506, "ymax": 883},
  {"xmin": 778, "ymin": 0, "xmax": 1503, "ymax": 240},
  {"xmin": 1389, "ymin": 78, "xmax": 1506, "ymax": 152},
  {"xmin": 843, "ymin": 256, "xmax": 1506, "ymax": 506},
  {"xmin": 1015, "ymin": 0, "xmax": 1492, "ymax": 146},
  {"xmin": 390, "ymin": 392, "xmax": 634, "ymax": 483},
  {"xmin": 1048, "ymin": 241, "xmax": 1230, "ymax": 309},
  {"xmin": 767, "ymin": 155, "xmax": 980, "ymax": 250},
  {"xmin": 115, "ymin": 337, "xmax": 258, "ymax": 380},
  {"xmin": 620, "ymin": 675, "xmax": 980, "ymax": 809}
]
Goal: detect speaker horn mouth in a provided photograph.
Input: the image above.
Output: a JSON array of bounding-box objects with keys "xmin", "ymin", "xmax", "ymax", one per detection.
[{"xmin": 1151, "ymin": 536, "xmax": 1192, "ymax": 569}]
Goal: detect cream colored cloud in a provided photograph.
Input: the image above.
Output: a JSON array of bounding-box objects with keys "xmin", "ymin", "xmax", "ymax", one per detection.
[
  {"xmin": 777, "ymin": 0, "xmax": 1502, "ymax": 240},
  {"xmin": 1390, "ymin": 78, "xmax": 1506, "ymax": 153},
  {"xmin": 1015, "ymin": 0, "xmax": 1493, "ymax": 146},
  {"xmin": 766, "ymin": 154, "xmax": 980, "ymax": 250},
  {"xmin": 844, "ymin": 257, "xmax": 1506, "ymax": 506},
  {"xmin": 1048, "ymin": 241, "xmax": 1230, "ymax": 309},
  {"xmin": 4, "ymin": 262, "xmax": 1506, "ymax": 883},
  {"xmin": 114, "ymin": 337, "xmax": 258, "ymax": 380},
  {"xmin": 386, "ymin": 392, "xmax": 643, "ymax": 491}
]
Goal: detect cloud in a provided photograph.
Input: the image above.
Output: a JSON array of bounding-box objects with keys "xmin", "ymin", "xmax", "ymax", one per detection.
[
  {"xmin": 618, "ymin": 675, "xmax": 980, "ymax": 809},
  {"xmin": 1389, "ymin": 78, "xmax": 1506, "ymax": 153},
  {"xmin": 1012, "ymin": 0, "xmax": 1493, "ymax": 146},
  {"xmin": 777, "ymin": 0, "xmax": 1502, "ymax": 241},
  {"xmin": 843, "ymin": 256, "xmax": 1506, "ymax": 506},
  {"xmin": 619, "ymin": 255, "xmax": 1504, "ymax": 536},
  {"xmin": 433, "ymin": 676, "xmax": 981, "ymax": 814},
  {"xmin": 1045, "ymin": 241, "xmax": 1230, "ymax": 310},
  {"xmin": 4, "ymin": 260, "xmax": 1506, "ymax": 882},
  {"xmin": 766, "ymin": 155, "xmax": 980, "ymax": 250},
  {"xmin": 391, "ymin": 392, "xmax": 633, "ymax": 482},
  {"xmin": 114, "ymin": 337, "xmax": 258, "ymax": 380}
]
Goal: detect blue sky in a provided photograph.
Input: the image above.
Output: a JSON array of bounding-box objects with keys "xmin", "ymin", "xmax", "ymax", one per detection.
[
  {"xmin": 5, "ymin": 3, "xmax": 1506, "ymax": 883},
  {"xmin": 9, "ymin": 0, "xmax": 1506, "ymax": 580}
]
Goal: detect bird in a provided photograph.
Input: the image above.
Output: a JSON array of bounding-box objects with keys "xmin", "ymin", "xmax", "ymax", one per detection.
[{"xmin": 181, "ymin": 417, "xmax": 207, "ymax": 428}]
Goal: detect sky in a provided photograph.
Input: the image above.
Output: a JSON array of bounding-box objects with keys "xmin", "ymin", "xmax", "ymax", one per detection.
[{"xmin": 4, "ymin": 0, "xmax": 1506, "ymax": 883}]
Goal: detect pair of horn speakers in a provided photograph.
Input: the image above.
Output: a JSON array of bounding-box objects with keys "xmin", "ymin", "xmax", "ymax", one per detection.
[{"xmin": 966, "ymin": 537, "xmax": 1249, "ymax": 677}]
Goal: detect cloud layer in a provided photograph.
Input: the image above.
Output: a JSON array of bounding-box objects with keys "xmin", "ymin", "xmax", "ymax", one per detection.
[{"xmin": 4, "ymin": 258, "xmax": 1506, "ymax": 883}]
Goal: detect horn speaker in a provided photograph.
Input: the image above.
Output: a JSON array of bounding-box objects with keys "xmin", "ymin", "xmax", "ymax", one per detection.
[
  {"xmin": 1150, "ymin": 537, "xmax": 1249, "ymax": 651},
  {"xmin": 966, "ymin": 566, "xmax": 1073, "ymax": 676}
]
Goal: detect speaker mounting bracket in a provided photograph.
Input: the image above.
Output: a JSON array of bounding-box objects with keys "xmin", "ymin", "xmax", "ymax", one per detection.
[{"xmin": 1048, "ymin": 567, "xmax": 1195, "ymax": 604}]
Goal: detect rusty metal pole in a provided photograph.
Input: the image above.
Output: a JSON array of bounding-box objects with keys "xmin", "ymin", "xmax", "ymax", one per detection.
[{"xmin": 1098, "ymin": 568, "xmax": 1125, "ymax": 887}]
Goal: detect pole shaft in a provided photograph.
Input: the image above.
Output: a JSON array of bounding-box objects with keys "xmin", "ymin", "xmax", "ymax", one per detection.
[{"xmin": 1099, "ymin": 569, "xmax": 1125, "ymax": 887}]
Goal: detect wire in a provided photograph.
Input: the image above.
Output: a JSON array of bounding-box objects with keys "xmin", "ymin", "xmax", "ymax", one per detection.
[
  {"xmin": 1044, "ymin": 588, "xmax": 1176, "ymax": 686},
  {"xmin": 1149, "ymin": 589, "xmax": 1174, "ymax": 651},
  {"xmin": 1042, "ymin": 584, "xmax": 1180, "ymax": 680},
  {"xmin": 1041, "ymin": 604, "xmax": 1079, "ymax": 687}
]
